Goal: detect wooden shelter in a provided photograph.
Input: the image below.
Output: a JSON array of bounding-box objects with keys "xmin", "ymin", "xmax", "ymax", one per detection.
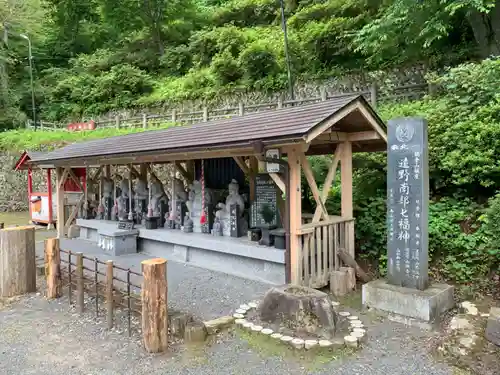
[{"xmin": 27, "ymin": 95, "xmax": 387, "ymax": 287}]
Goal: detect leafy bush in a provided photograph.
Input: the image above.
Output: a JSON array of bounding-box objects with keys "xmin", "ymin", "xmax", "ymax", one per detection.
[
  {"xmin": 239, "ymin": 42, "xmax": 280, "ymax": 82},
  {"xmin": 211, "ymin": 50, "xmax": 243, "ymax": 86},
  {"xmin": 212, "ymin": 0, "xmax": 279, "ymax": 28}
]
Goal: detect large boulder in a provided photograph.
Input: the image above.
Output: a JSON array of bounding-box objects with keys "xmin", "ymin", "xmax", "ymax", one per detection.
[{"xmin": 259, "ymin": 285, "xmax": 337, "ymax": 339}]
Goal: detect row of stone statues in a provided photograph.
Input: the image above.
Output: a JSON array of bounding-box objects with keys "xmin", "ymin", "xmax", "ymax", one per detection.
[{"xmin": 88, "ymin": 173, "xmax": 248, "ymax": 237}]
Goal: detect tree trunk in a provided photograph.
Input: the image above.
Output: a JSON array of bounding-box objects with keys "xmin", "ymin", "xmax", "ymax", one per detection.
[
  {"xmin": 0, "ymin": 226, "xmax": 36, "ymax": 297},
  {"xmin": 141, "ymin": 258, "xmax": 168, "ymax": 353},
  {"xmin": 467, "ymin": 3, "xmax": 500, "ymax": 58}
]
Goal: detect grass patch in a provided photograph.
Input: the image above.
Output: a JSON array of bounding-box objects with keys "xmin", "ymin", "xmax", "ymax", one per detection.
[
  {"xmin": 0, "ymin": 122, "xmax": 178, "ymax": 152},
  {"xmin": 236, "ymin": 328, "xmax": 355, "ymax": 371}
]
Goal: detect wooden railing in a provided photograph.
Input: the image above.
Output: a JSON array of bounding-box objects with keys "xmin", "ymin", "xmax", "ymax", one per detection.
[{"xmin": 297, "ymin": 217, "xmax": 355, "ymax": 288}]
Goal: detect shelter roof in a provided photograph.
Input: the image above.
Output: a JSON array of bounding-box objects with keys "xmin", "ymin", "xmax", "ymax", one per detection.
[{"xmin": 29, "ymin": 95, "xmax": 386, "ymax": 166}]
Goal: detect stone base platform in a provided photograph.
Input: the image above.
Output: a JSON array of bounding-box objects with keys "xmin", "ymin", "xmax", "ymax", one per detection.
[
  {"xmin": 362, "ymin": 279, "xmax": 454, "ymax": 327},
  {"xmin": 77, "ymin": 219, "xmax": 285, "ymax": 285}
]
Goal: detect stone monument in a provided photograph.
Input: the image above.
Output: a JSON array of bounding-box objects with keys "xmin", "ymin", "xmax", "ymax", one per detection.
[
  {"xmin": 186, "ymin": 180, "xmax": 214, "ymax": 233},
  {"xmin": 134, "ymin": 177, "xmax": 149, "ymax": 224},
  {"xmin": 150, "ymin": 178, "xmax": 168, "ymax": 226},
  {"xmin": 362, "ymin": 117, "xmax": 454, "ymax": 325},
  {"xmin": 117, "ymin": 178, "xmax": 132, "ymax": 221},
  {"xmin": 101, "ymin": 177, "xmax": 114, "ymax": 221}
]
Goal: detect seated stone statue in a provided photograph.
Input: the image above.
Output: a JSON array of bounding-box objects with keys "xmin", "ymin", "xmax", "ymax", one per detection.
[
  {"xmin": 117, "ymin": 178, "xmax": 132, "ymax": 221},
  {"xmin": 100, "ymin": 177, "xmax": 114, "ymax": 220},
  {"xmin": 215, "ymin": 179, "xmax": 247, "ymax": 236},
  {"xmin": 134, "ymin": 177, "xmax": 149, "ymax": 216},
  {"xmin": 167, "ymin": 176, "xmax": 188, "ymax": 222}
]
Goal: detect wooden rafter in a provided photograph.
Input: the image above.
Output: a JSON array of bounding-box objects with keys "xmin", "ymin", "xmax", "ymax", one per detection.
[
  {"xmin": 300, "ymin": 154, "xmax": 329, "ymax": 222},
  {"xmin": 174, "ymin": 161, "xmax": 192, "ymax": 181},
  {"xmin": 312, "ymin": 144, "xmax": 343, "ymax": 222},
  {"xmin": 269, "ymin": 173, "xmax": 285, "ymax": 194}
]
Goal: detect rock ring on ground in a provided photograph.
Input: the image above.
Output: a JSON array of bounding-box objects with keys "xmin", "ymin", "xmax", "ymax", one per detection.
[
  {"xmin": 270, "ymin": 333, "xmax": 283, "ymax": 339},
  {"xmin": 251, "ymin": 325, "xmax": 263, "ymax": 332},
  {"xmin": 291, "ymin": 338, "xmax": 305, "ymax": 349},
  {"xmin": 318, "ymin": 339, "xmax": 333, "ymax": 348},
  {"xmin": 280, "ymin": 335, "xmax": 293, "ymax": 343},
  {"xmin": 347, "ymin": 316, "xmax": 358, "ymax": 320},
  {"xmin": 305, "ymin": 339, "xmax": 318, "ymax": 349},
  {"xmin": 233, "ymin": 313, "xmax": 245, "ymax": 319},
  {"xmin": 338, "ymin": 311, "xmax": 350, "ymax": 317},
  {"xmin": 261, "ymin": 328, "xmax": 273, "ymax": 335},
  {"xmin": 235, "ymin": 309, "xmax": 247, "ymax": 314}
]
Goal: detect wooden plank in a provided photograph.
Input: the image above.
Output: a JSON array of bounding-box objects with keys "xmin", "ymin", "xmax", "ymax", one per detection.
[
  {"xmin": 269, "ymin": 173, "xmax": 285, "ymax": 194},
  {"xmin": 67, "ymin": 168, "xmax": 84, "ymax": 192},
  {"xmin": 303, "ymin": 234, "xmax": 310, "ymax": 287},
  {"xmin": 65, "ymin": 194, "xmax": 85, "ymax": 229},
  {"xmin": 310, "ymin": 231, "xmax": 316, "ymax": 287},
  {"xmin": 249, "ymin": 157, "xmax": 258, "ymax": 201},
  {"xmin": 328, "ymin": 224, "xmax": 334, "ymax": 272},
  {"xmin": 300, "ymin": 154, "xmax": 328, "ymax": 222},
  {"xmin": 58, "ymin": 167, "xmax": 70, "ymax": 190},
  {"xmin": 316, "ymin": 226, "xmax": 322, "ymax": 285},
  {"xmin": 322, "ymin": 225, "xmax": 328, "ymax": 284},
  {"xmin": 174, "ymin": 161, "xmax": 191, "ymax": 181},
  {"xmin": 297, "ymin": 216, "xmax": 346, "ymax": 234},
  {"xmin": 304, "ymin": 102, "xmax": 358, "ymax": 143},
  {"xmin": 312, "ymin": 144, "xmax": 343, "ymax": 222}
]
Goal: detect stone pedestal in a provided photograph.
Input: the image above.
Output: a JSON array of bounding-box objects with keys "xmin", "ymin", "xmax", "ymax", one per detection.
[
  {"xmin": 362, "ymin": 279, "xmax": 454, "ymax": 325},
  {"xmin": 97, "ymin": 227, "xmax": 139, "ymax": 256}
]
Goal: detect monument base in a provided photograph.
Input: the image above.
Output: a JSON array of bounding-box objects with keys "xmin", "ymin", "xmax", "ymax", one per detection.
[{"xmin": 362, "ymin": 279, "xmax": 454, "ymax": 327}]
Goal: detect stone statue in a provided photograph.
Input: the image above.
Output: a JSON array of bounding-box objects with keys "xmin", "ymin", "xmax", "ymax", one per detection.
[
  {"xmin": 150, "ymin": 178, "xmax": 168, "ymax": 218},
  {"xmin": 186, "ymin": 180, "xmax": 214, "ymax": 233},
  {"xmin": 117, "ymin": 178, "xmax": 132, "ymax": 221},
  {"xmin": 168, "ymin": 176, "xmax": 188, "ymax": 222},
  {"xmin": 183, "ymin": 213, "xmax": 193, "ymax": 233},
  {"xmin": 134, "ymin": 177, "xmax": 149, "ymax": 222},
  {"xmin": 212, "ymin": 217, "xmax": 223, "ymax": 236},
  {"xmin": 215, "ymin": 179, "xmax": 247, "ymax": 236},
  {"xmin": 101, "ymin": 177, "xmax": 114, "ymax": 220}
]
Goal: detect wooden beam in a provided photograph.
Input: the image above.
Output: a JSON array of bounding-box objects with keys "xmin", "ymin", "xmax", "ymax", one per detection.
[
  {"xmin": 285, "ymin": 146, "xmax": 302, "ymax": 285},
  {"xmin": 56, "ymin": 167, "xmax": 65, "ymax": 238},
  {"xmin": 348, "ymin": 131, "xmax": 381, "ymax": 142},
  {"xmin": 269, "ymin": 173, "xmax": 285, "ymax": 194},
  {"xmin": 341, "ymin": 141, "xmax": 355, "ymax": 257},
  {"xmin": 65, "ymin": 195, "xmax": 85, "ymax": 229},
  {"xmin": 58, "ymin": 168, "xmax": 70, "ymax": 190},
  {"xmin": 249, "ymin": 157, "xmax": 258, "ymax": 201},
  {"xmin": 314, "ymin": 131, "xmax": 381, "ymax": 144},
  {"xmin": 312, "ymin": 144, "xmax": 343, "ymax": 222},
  {"xmin": 233, "ymin": 156, "xmax": 250, "ymax": 175},
  {"xmin": 139, "ymin": 164, "xmax": 147, "ymax": 180},
  {"xmin": 356, "ymin": 104, "xmax": 388, "ymax": 142},
  {"xmin": 300, "ymin": 154, "xmax": 329, "ymax": 222},
  {"xmin": 67, "ymin": 168, "xmax": 84, "ymax": 192},
  {"xmin": 89, "ymin": 166, "xmax": 102, "ymax": 183}
]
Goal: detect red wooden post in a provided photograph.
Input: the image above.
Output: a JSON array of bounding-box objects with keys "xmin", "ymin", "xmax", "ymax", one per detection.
[
  {"xmin": 47, "ymin": 169, "xmax": 53, "ymax": 225},
  {"xmin": 28, "ymin": 167, "xmax": 33, "ymax": 220}
]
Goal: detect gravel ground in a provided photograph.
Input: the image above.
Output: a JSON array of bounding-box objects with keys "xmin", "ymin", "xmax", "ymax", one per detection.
[{"xmin": 0, "ymin": 288, "xmax": 456, "ymax": 375}]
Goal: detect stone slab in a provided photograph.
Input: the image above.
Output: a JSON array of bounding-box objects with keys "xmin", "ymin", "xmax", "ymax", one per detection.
[
  {"xmin": 362, "ymin": 279, "xmax": 454, "ymax": 322},
  {"xmin": 485, "ymin": 307, "xmax": 500, "ymax": 346}
]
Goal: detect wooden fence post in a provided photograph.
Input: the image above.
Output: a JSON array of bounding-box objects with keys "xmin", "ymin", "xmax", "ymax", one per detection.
[
  {"xmin": 202, "ymin": 106, "xmax": 208, "ymax": 122},
  {"xmin": 115, "ymin": 115, "xmax": 121, "ymax": 129},
  {"xmin": 45, "ymin": 237, "xmax": 62, "ymax": 299},
  {"xmin": 141, "ymin": 258, "xmax": 168, "ymax": 353},
  {"xmin": 238, "ymin": 102, "xmax": 245, "ymax": 116},
  {"xmin": 171, "ymin": 109, "xmax": 177, "ymax": 122},
  {"xmin": 142, "ymin": 113, "xmax": 148, "ymax": 129},
  {"xmin": 277, "ymin": 95, "xmax": 284, "ymax": 109},
  {"xmin": 320, "ymin": 87, "xmax": 327, "ymax": 101},
  {"xmin": 0, "ymin": 226, "xmax": 36, "ymax": 297},
  {"xmin": 106, "ymin": 260, "xmax": 114, "ymax": 329},
  {"xmin": 370, "ymin": 82, "xmax": 378, "ymax": 109},
  {"xmin": 76, "ymin": 252, "xmax": 84, "ymax": 314}
]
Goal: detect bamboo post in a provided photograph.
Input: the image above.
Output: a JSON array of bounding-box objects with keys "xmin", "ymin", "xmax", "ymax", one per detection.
[
  {"xmin": 0, "ymin": 226, "xmax": 36, "ymax": 297},
  {"xmin": 141, "ymin": 258, "xmax": 168, "ymax": 353},
  {"xmin": 106, "ymin": 260, "xmax": 114, "ymax": 329},
  {"xmin": 142, "ymin": 113, "xmax": 148, "ymax": 129},
  {"xmin": 320, "ymin": 87, "xmax": 327, "ymax": 101},
  {"xmin": 238, "ymin": 102, "xmax": 245, "ymax": 116},
  {"xmin": 202, "ymin": 106, "xmax": 208, "ymax": 122},
  {"xmin": 171, "ymin": 109, "xmax": 177, "ymax": 122},
  {"xmin": 45, "ymin": 237, "xmax": 62, "ymax": 298},
  {"xmin": 115, "ymin": 115, "xmax": 121, "ymax": 129},
  {"xmin": 76, "ymin": 252, "xmax": 84, "ymax": 313},
  {"xmin": 277, "ymin": 95, "xmax": 284, "ymax": 109}
]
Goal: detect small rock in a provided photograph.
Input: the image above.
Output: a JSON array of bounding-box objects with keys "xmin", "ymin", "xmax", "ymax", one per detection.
[
  {"xmin": 344, "ymin": 335, "xmax": 358, "ymax": 348},
  {"xmin": 270, "ymin": 333, "xmax": 283, "ymax": 339},
  {"xmin": 184, "ymin": 321, "xmax": 207, "ymax": 343},
  {"xmin": 351, "ymin": 331, "xmax": 365, "ymax": 343},
  {"xmin": 261, "ymin": 328, "xmax": 273, "ymax": 335},
  {"xmin": 459, "ymin": 335, "xmax": 477, "ymax": 349},
  {"xmin": 351, "ymin": 322, "xmax": 364, "ymax": 329},
  {"xmin": 318, "ymin": 339, "xmax": 332, "ymax": 348},
  {"xmin": 248, "ymin": 302, "xmax": 258, "ymax": 309},
  {"xmin": 449, "ymin": 316, "xmax": 472, "ymax": 331},
  {"xmin": 242, "ymin": 322, "xmax": 254, "ymax": 330},
  {"xmin": 481, "ymin": 313, "xmax": 490, "ymax": 318},
  {"xmin": 338, "ymin": 311, "xmax": 350, "ymax": 317},
  {"xmin": 235, "ymin": 309, "xmax": 247, "ymax": 315},
  {"xmin": 235, "ymin": 319, "xmax": 246, "ymax": 326},
  {"xmin": 460, "ymin": 301, "xmax": 478, "ymax": 315},
  {"xmin": 349, "ymin": 319, "xmax": 362, "ymax": 325},
  {"xmin": 331, "ymin": 301, "xmax": 340, "ymax": 307},
  {"xmin": 239, "ymin": 304, "xmax": 250, "ymax": 310},
  {"xmin": 204, "ymin": 315, "xmax": 235, "ymax": 335},
  {"xmin": 486, "ymin": 307, "xmax": 500, "ymax": 346},
  {"xmin": 251, "ymin": 325, "xmax": 263, "ymax": 332},
  {"xmin": 291, "ymin": 338, "xmax": 305, "ymax": 349},
  {"xmin": 280, "ymin": 335, "xmax": 293, "ymax": 343},
  {"xmin": 304, "ymin": 339, "xmax": 318, "ymax": 350},
  {"xmin": 233, "ymin": 313, "xmax": 245, "ymax": 319},
  {"xmin": 352, "ymin": 327, "xmax": 366, "ymax": 334},
  {"xmin": 347, "ymin": 316, "xmax": 358, "ymax": 320}
]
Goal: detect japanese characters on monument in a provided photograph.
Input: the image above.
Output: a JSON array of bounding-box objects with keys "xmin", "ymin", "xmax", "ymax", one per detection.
[{"xmin": 387, "ymin": 118, "xmax": 429, "ymax": 290}]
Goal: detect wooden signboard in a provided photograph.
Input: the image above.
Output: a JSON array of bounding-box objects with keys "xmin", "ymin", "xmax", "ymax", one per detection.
[{"xmin": 250, "ymin": 174, "xmax": 279, "ymax": 228}]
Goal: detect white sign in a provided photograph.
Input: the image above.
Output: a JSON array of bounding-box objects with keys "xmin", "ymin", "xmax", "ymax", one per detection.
[{"xmin": 266, "ymin": 149, "xmax": 281, "ymax": 173}]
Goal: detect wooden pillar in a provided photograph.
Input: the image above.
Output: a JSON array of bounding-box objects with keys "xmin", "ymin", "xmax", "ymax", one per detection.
[
  {"xmin": 141, "ymin": 258, "xmax": 168, "ymax": 353},
  {"xmin": 27, "ymin": 167, "xmax": 33, "ymax": 222},
  {"xmin": 106, "ymin": 260, "xmax": 114, "ymax": 329},
  {"xmin": 286, "ymin": 147, "xmax": 302, "ymax": 285},
  {"xmin": 105, "ymin": 165, "xmax": 111, "ymax": 179},
  {"xmin": 0, "ymin": 226, "xmax": 36, "ymax": 297},
  {"xmin": 249, "ymin": 157, "xmax": 258, "ymax": 201},
  {"xmin": 139, "ymin": 164, "xmax": 148, "ymax": 180},
  {"xmin": 56, "ymin": 167, "xmax": 65, "ymax": 238},
  {"xmin": 45, "ymin": 238, "xmax": 61, "ymax": 298},
  {"xmin": 47, "ymin": 169, "xmax": 54, "ymax": 228},
  {"xmin": 341, "ymin": 141, "xmax": 355, "ymax": 257}
]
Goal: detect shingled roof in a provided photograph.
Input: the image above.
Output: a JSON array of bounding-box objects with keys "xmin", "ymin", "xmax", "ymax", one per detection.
[{"xmin": 30, "ymin": 94, "xmax": 386, "ymax": 166}]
